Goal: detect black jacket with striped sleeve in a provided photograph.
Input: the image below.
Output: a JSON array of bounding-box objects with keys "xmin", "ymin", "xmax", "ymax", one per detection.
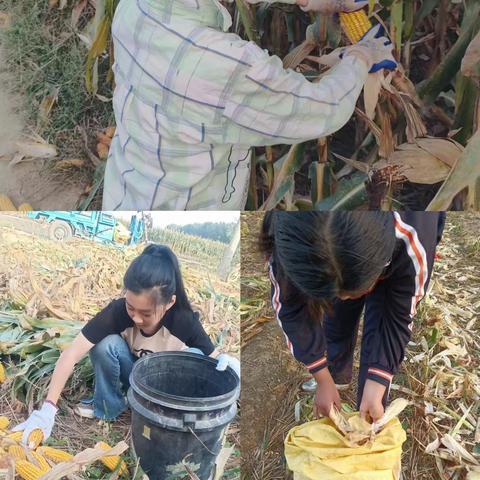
[{"xmin": 268, "ymin": 212, "xmax": 446, "ymax": 388}]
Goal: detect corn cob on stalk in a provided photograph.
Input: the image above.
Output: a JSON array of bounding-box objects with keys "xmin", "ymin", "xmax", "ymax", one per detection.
[
  {"xmin": 0, "ymin": 194, "xmax": 16, "ymax": 211},
  {"xmin": 27, "ymin": 429, "xmax": 43, "ymax": 449},
  {"xmin": 17, "ymin": 203, "xmax": 34, "ymax": 212},
  {"xmin": 29, "ymin": 451, "xmax": 51, "ymax": 473},
  {"xmin": 8, "ymin": 444, "xmax": 26, "ymax": 461},
  {"xmin": 339, "ymin": 10, "xmax": 372, "ymax": 44},
  {"xmin": 15, "ymin": 460, "xmax": 45, "ymax": 480},
  {"xmin": 0, "ymin": 363, "xmax": 5, "ymax": 384},
  {"xmin": 96, "ymin": 441, "xmax": 128, "ymax": 475},
  {"xmin": 0, "ymin": 417, "xmax": 9, "ymax": 430},
  {"xmin": 36, "ymin": 446, "xmax": 74, "ymax": 463}
]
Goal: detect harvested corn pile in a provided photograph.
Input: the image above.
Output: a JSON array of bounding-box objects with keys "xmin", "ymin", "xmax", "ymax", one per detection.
[{"xmin": 0, "ymin": 417, "xmax": 129, "ymax": 480}]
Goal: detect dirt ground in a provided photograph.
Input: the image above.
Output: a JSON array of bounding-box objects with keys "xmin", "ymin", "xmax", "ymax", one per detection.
[
  {"xmin": 0, "ymin": 42, "xmax": 86, "ymax": 209},
  {"xmin": 240, "ymin": 212, "xmax": 480, "ymax": 480}
]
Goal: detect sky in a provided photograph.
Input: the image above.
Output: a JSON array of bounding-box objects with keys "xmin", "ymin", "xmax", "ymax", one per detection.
[{"xmin": 109, "ymin": 211, "xmax": 239, "ymax": 228}]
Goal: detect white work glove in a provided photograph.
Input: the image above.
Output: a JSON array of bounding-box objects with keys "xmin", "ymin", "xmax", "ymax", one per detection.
[
  {"xmin": 297, "ymin": 0, "xmax": 370, "ymax": 14},
  {"xmin": 215, "ymin": 354, "xmax": 240, "ymax": 378},
  {"xmin": 307, "ymin": 24, "xmax": 397, "ymax": 73},
  {"xmin": 12, "ymin": 402, "xmax": 57, "ymax": 445}
]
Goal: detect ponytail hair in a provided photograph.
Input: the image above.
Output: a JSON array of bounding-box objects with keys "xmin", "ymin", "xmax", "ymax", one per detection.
[
  {"xmin": 123, "ymin": 244, "xmax": 192, "ymax": 313},
  {"xmin": 260, "ymin": 212, "xmax": 396, "ymax": 308}
]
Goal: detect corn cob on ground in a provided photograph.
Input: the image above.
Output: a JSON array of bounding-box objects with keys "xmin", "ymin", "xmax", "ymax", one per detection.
[
  {"xmin": 0, "ymin": 195, "xmax": 16, "ymax": 211},
  {"xmin": 0, "ymin": 417, "xmax": 9, "ymax": 431},
  {"xmin": 28, "ymin": 451, "xmax": 51, "ymax": 473},
  {"xmin": 6, "ymin": 431, "xmax": 22, "ymax": 443},
  {"xmin": 36, "ymin": 446, "xmax": 74, "ymax": 463},
  {"xmin": 8, "ymin": 444, "xmax": 26, "ymax": 461},
  {"xmin": 27, "ymin": 430, "xmax": 43, "ymax": 450},
  {"xmin": 0, "ymin": 364, "xmax": 5, "ymax": 384},
  {"xmin": 17, "ymin": 203, "xmax": 34, "ymax": 212},
  {"xmin": 15, "ymin": 459, "xmax": 45, "ymax": 480},
  {"xmin": 96, "ymin": 441, "xmax": 128, "ymax": 475},
  {"xmin": 339, "ymin": 10, "xmax": 372, "ymax": 44}
]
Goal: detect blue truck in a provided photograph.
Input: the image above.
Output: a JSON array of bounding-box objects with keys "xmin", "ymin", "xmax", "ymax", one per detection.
[{"xmin": 26, "ymin": 211, "xmax": 145, "ymax": 245}]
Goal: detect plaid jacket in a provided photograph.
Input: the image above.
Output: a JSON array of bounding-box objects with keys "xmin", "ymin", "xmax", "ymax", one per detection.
[{"xmin": 102, "ymin": 0, "xmax": 369, "ymax": 210}]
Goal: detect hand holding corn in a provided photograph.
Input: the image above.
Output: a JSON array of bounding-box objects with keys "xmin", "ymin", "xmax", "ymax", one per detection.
[
  {"xmin": 11, "ymin": 402, "xmax": 57, "ymax": 446},
  {"xmin": 307, "ymin": 24, "xmax": 397, "ymax": 73},
  {"xmin": 296, "ymin": 0, "xmax": 371, "ymax": 14}
]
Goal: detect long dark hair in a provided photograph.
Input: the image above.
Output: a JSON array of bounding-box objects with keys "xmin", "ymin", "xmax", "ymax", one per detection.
[
  {"xmin": 260, "ymin": 212, "xmax": 396, "ymax": 315},
  {"xmin": 123, "ymin": 244, "xmax": 192, "ymax": 313}
]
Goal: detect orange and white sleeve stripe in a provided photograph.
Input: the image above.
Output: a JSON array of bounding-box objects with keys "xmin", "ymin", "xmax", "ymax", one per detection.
[{"xmin": 393, "ymin": 212, "xmax": 428, "ymax": 322}]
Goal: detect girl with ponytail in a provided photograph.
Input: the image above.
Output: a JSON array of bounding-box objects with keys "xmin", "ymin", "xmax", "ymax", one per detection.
[
  {"xmin": 261, "ymin": 212, "xmax": 446, "ymax": 423},
  {"xmin": 13, "ymin": 244, "xmax": 239, "ymax": 444}
]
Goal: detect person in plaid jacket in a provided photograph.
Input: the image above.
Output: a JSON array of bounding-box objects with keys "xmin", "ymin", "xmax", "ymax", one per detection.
[{"xmin": 103, "ymin": 0, "xmax": 395, "ymax": 210}]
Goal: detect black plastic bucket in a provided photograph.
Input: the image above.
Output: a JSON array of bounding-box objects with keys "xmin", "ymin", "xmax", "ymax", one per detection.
[{"xmin": 127, "ymin": 352, "xmax": 240, "ymax": 480}]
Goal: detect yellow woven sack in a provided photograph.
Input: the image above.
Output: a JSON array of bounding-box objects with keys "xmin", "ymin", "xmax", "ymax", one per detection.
[{"xmin": 285, "ymin": 399, "xmax": 408, "ymax": 480}]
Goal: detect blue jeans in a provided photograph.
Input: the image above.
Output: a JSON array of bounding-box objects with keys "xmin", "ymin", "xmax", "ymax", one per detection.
[
  {"xmin": 89, "ymin": 338, "xmax": 205, "ymax": 420},
  {"xmin": 89, "ymin": 335, "xmax": 136, "ymax": 420}
]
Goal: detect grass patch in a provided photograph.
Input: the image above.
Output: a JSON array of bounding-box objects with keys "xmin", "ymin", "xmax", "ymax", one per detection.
[{"xmin": 0, "ymin": 0, "xmax": 114, "ymax": 159}]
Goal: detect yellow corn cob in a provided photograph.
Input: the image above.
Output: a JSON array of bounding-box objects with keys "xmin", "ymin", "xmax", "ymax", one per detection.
[
  {"xmin": 36, "ymin": 446, "xmax": 73, "ymax": 463},
  {"xmin": 17, "ymin": 203, "xmax": 34, "ymax": 211},
  {"xmin": 6, "ymin": 431, "xmax": 22, "ymax": 442},
  {"xmin": 339, "ymin": 10, "xmax": 372, "ymax": 44},
  {"xmin": 0, "ymin": 417, "xmax": 9, "ymax": 430},
  {"xmin": 8, "ymin": 444, "xmax": 26, "ymax": 461},
  {"xmin": 15, "ymin": 460, "xmax": 45, "ymax": 480},
  {"xmin": 27, "ymin": 429, "xmax": 43, "ymax": 449},
  {"xmin": 0, "ymin": 363, "xmax": 5, "ymax": 383},
  {"xmin": 0, "ymin": 194, "xmax": 16, "ymax": 211},
  {"xmin": 96, "ymin": 442, "xmax": 128, "ymax": 475},
  {"xmin": 29, "ymin": 451, "xmax": 51, "ymax": 473}
]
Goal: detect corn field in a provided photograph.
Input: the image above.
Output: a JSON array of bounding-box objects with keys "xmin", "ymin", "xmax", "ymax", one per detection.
[{"xmin": 149, "ymin": 227, "xmax": 236, "ymax": 268}]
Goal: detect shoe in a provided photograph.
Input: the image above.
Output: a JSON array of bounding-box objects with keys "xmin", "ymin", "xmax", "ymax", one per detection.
[
  {"xmin": 301, "ymin": 378, "xmax": 351, "ymax": 392},
  {"xmin": 302, "ymin": 378, "xmax": 317, "ymax": 392},
  {"xmin": 74, "ymin": 402, "xmax": 95, "ymax": 419}
]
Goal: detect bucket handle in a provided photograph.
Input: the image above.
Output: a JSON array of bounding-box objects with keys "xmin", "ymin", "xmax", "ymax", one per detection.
[{"xmin": 187, "ymin": 426, "xmax": 218, "ymax": 456}]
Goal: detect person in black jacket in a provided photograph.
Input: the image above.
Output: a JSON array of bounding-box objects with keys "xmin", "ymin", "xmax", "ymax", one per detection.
[
  {"xmin": 261, "ymin": 212, "xmax": 445, "ymax": 422},
  {"xmin": 13, "ymin": 244, "xmax": 239, "ymax": 444}
]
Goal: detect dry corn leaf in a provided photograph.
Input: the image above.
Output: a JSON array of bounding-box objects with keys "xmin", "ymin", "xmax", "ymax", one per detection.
[
  {"xmin": 71, "ymin": 0, "xmax": 88, "ymax": 28},
  {"xmin": 373, "ymin": 138, "xmax": 463, "ymax": 184},
  {"xmin": 363, "ymin": 71, "xmax": 383, "ymax": 120},
  {"xmin": 54, "ymin": 159, "xmax": 86, "ymax": 170},
  {"xmin": 38, "ymin": 90, "xmax": 59, "ymax": 123},
  {"xmin": 9, "ymin": 141, "xmax": 57, "ymax": 166},
  {"xmin": 441, "ymin": 434, "xmax": 480, "ymax": 466},
  {"xmin": 0, "ymin": 11, "xmax": 11, "ymax": 28},
  {"xmin": 39, "ymin": 441, "xmax": 128, "ymax": 480},
  {"xmin": 373, "ymin": 398, "xmax": 410, "ymax": 433}
]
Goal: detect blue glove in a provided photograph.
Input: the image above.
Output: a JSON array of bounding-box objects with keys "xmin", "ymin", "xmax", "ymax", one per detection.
[
  {"xmin": 216, "ymin": 354, "xmax": 240, "ymax": 378},
  {"xmin": 12, "ymin": 401, "xmax": 57, "ymax": 446}
]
